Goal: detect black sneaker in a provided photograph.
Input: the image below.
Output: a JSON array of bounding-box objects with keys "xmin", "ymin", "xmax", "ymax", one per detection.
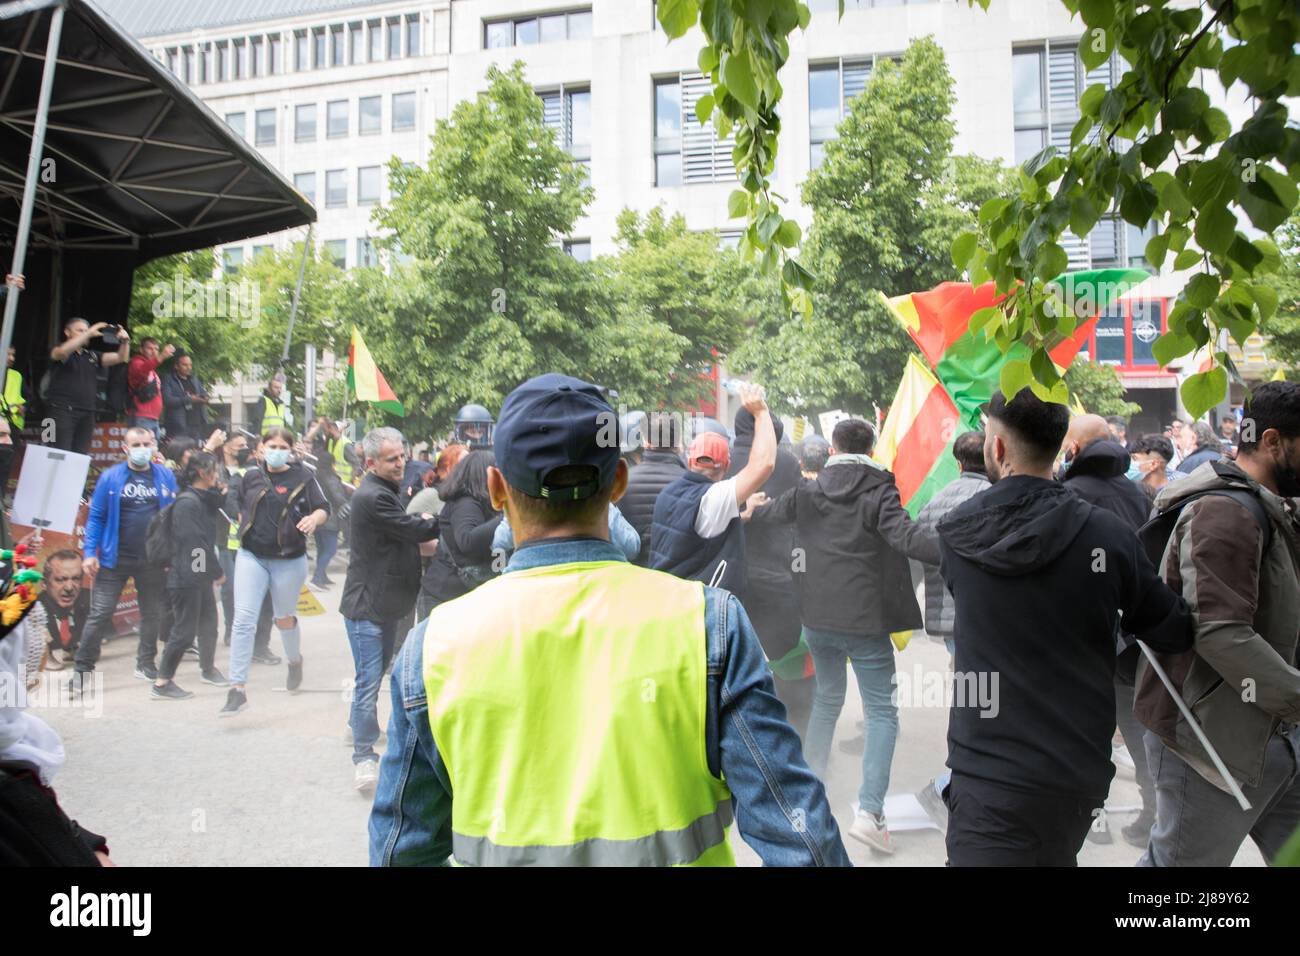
[
  {"xmin": 218, "ymin": 687, "xmax": 248, "ymax": 717},
  {"xmin": 133, "ymin": 663, "xmax": 158, "ymax": 681},
  {"xmin": 68, "ymin": 671, "xmax": 92, "ymax": 697},
  {"xmin": 151, "ymin": 680, "xmax": 194, "ymax": 701},
  {"xmin": 251, "ymin": 650, "xmax": 282, "ymax": 665},
  {"xmin": 201, "ymin": 668, "xmax": 230, "ymax": 686},
  {"xmin": 287, "ymin": 658, "xmax": 303, "ymax": 692},
  {"xmin": 1121, "ymin": 810, "xmax": 1155, "ymax": 848}
]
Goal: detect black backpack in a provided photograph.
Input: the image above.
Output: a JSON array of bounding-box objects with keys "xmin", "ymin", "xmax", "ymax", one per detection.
[
  {"xmin": 1137, "ymin": 480, "xmax": 1272, "ymax": 571},
  {"xmin": 145, "ymin": 492, "xmax": 187, "ymax": 568}
]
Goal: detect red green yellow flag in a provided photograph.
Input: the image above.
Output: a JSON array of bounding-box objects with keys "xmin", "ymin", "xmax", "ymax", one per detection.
[
  {"xmin": 348, "ymin": 327, "xmax": 405, "ymax": 417},
  {"xmin": 875, "ymin": 354, "xmax": 962, "ymax": 516}
]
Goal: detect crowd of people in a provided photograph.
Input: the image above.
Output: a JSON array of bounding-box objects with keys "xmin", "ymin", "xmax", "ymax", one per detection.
[{"xmin": 4, "ymin": 324, "xmax": 1299, "ymax": 867}]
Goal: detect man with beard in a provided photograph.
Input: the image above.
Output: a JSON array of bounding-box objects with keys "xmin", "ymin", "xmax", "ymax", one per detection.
[
  {"xmin": 38, "ymin": 551, "xmax": 89, "ymax": 670},
  {"xmin": 1136, "ymin": 380, "xmax": 1300, "ymax": 866},
  {"xmin": 937, "ymin": 388, "xmax": 1191, "ymax": 866},
  {"xmin": 160, "ymin": 352, "xmax": 210, "ymax": 440},
  {"xmin": 726, "ymin": 409, "xmax": 812, "ymax": 733}
]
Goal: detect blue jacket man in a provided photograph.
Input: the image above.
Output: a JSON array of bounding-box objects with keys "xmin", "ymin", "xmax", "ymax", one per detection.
[{"xmin": 73, "ymin": 426, "xmax": 177, "ymax": 684}]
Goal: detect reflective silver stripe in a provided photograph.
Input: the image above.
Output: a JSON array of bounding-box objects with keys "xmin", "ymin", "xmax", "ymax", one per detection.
[{"xmin": 452, "ymin": 801, "xmax": 733, "ymax": 867}]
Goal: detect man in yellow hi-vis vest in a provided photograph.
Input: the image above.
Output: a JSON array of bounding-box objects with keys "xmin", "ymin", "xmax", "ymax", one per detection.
[{"xmin": 369, "ymin": 374, "xmax": 849, "ymax": 867}]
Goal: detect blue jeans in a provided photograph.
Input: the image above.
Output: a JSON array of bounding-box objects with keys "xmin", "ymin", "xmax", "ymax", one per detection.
[
  {"xmin": 803, "ymin": 627, "xmax": 898, "ymax": 816},
  {"xmin": 312, "ymin": 529, "xmax": 340, "ymax": 586},
  {"xmin": 228, "ymin": 550, "xmax": 307, "ymax": 686},
  {"xmin": 344, "ymin": 618, "xmax": 398, "ymax": 764}
]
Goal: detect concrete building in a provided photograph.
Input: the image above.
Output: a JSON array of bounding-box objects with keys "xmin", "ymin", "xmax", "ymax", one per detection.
[{"xmin": 99, "ymin": 0, "xmax": 1248, "ymax": 426}]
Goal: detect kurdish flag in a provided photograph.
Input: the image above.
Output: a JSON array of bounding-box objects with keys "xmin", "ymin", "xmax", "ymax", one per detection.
[
  {"xmin": 881, "ymin": 269, "xmax": 1149, "ymax": 430},
  {"xmin": 348, "ymin": 327, "xmax": 405, "ymax": 417},
  {"xmin": 875, "ymin": 354, "xmax": 962, "ymax": 516}
]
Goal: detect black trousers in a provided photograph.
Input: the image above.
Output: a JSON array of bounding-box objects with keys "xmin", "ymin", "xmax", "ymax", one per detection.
[
  {"xmin": 45, "ymin": 403, "xmax": 95, "ymax": 455},
  {"xmin": 73, "ymin": 562, "xmax": 165, "ymax": 673},
  {"xmin": 159, "ymin": 585, "xmax": 217, "ymax": 680},
  {"xmin": 944, "ymin": 774, "xmax": 1100, "ymax": 866}
]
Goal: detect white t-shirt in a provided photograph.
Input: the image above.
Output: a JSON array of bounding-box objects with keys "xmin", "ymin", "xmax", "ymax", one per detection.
[{"xmin": 694, "ymin": 477, "xmax": 740, "ymax": 538}]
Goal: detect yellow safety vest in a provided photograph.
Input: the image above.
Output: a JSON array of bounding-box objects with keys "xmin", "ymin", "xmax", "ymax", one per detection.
[
  {"xmin": 225, "ymin": 464, "xmax": 246, "ymax": 551},
  {"xmin": 328, "ymin": 436, "xmax": 352, "ymax": 483},
  {"xmin": 261, "ymin": 395, "xmax": 285, "ymax": 431},
  {"xmin": 2, "ymin": 369, "xmax": 23, "ymax": 429},
  {"xmin": 424, "ymin": 560, "xmax": 735, "ymax": 867}
]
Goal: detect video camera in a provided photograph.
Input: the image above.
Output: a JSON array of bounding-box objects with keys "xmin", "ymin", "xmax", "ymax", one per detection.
[{"xmin": 87, "ymin": 324, "xmax": 125, "ymax": 354}]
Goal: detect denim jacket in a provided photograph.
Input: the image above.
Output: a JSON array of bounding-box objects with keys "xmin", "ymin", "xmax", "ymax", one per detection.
[{"xmin": 368, "ymin": 536, "xmax": 851, "ymax": 867}]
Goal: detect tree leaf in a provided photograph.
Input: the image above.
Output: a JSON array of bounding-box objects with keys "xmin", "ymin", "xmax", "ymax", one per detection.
[
  {"xmin": 999, "ymin": 359, "xmax": 1033, "ymax": 401},
  {"xmin": 727, "ymin": 188, "xmax": 750, "ymax": 219},
  {"xmin": 657, "ymin": 0, "xmax": 699, "ymax": 38},
  {"xmin": 775, "ymin": 218, "xmax": 802, "ymax": 248},
  {"xmin": 951, "ymin": 231, "xmax": 978, "ymax": 272},
  {"xmin": 1152, "ymin": 330, "xmax": 1195, "ymax": 368},
  {"xmin": 1183, "ymin": 273, "xmax": 1220, "ymax": 309},
  {"xmin": 1180, "ymin": 366, "xmax": 1229, "ymax": 420},
  {"xmin": 695, "ymin": 92, "xmax": 715, "ymax": 124},
  {"xmin": 1239, "ymin": 166, "xmax": 1300, "ymax": 233},
  {"xmin": 1193, "ymin": 203, "xmax": 1236, "ymax": 255},
  {"xmin": 723, "ymin": 48, "xmax": 760, "ymax": 110}
]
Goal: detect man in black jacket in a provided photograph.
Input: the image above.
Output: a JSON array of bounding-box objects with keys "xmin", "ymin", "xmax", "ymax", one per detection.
[
  {"xmin": 937, "ymin": 389, "xmax": 1193, "ymax": 866},
  {"xmin": 751, "ymin": 417, "xmax": 940, "ymax": 854},
  {"xmin": 1060, "ymin": 412, "xmax": 1157, "ymax": 847},
  {"xmin": 620, "ymin": 412, "xmax": 685, "ymax": 565},
  {"xmin": 341, "ymin": 427, "xmax": 439, "ymax": 792},
  {"xmin": 160, "ymin": 352, "xmax": 209, "ymax": 439}
]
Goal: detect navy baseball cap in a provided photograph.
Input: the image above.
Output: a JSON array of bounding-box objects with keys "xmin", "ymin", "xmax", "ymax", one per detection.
[{"xmin": 494, "ymin": 373, "xmax": 619, "ymax": 500}]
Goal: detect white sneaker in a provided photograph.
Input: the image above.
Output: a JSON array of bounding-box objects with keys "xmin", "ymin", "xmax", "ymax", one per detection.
[
  {"xmin": 343, "ymin": 724, "xmax": 353, "ymax": 745},
  {"xmin": 354, "ymin": 759, "xmax": 379, "ymax": 793},
  {"xmin": 1112, "ymin": 743, "xmax": 1136, "ymax": 779},
  {"xmin": 848, "ymin": 809, "xmax": 895, "ymax": 855}
]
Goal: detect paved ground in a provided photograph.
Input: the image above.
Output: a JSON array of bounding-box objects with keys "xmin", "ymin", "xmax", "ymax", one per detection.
[{"xmin": 34, "ymin": 560, "xmax": 1264, "ymax": 867}]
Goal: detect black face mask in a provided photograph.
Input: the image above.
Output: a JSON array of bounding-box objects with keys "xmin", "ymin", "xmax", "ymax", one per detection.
[{"xmin": 235, "ymin": 448, "xmax": 252, "ymax": 466}]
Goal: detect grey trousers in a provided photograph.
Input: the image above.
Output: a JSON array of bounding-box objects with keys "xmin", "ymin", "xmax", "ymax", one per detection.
[{"xmin": 1138, "ymin": 725, "xmax": 1300, "ymax": 866}]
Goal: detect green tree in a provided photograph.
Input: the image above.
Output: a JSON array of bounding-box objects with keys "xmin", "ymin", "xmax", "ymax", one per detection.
[
  {"xmin": 1063, "ymin": 360, "xmax": 1141, "ymax": 418},
  {"xmin": 347, "ymin": 63, "xmax": 607, "ymax": 437},
  {"xmin": 730, "ymin": 38, "xmax": 1016, "ymax": 412},
  {"xmin": 1259, "ymin": 213, "xmax": 1300, "ymax": 371},
  {"xmin": 658, "ymin": 1, "xmax": 1300, "ymax": 415}
]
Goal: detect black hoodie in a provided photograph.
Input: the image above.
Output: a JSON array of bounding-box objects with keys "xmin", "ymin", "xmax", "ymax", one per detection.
[
  {"xmin": 754, "ymin": 459, "xmax": 940, "ymax": 635},
  {"xmin": 1060, "ymin": 438, "xmax": 1150, "ymax": 531},
  {"xmin": 937, "ymin": 475, "xmax": 1192, "ymax": 800}
]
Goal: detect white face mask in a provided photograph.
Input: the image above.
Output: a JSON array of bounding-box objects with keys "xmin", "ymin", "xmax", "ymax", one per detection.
[
  {"xmin": 127, "ymin": 446, "xmax": 152, "ymax": 467},
  {"xmin": 263, "ymin": 448, "xmax": 291, "ymax": 469}
]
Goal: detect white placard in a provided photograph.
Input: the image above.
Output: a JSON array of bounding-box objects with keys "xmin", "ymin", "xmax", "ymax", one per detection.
[
  {"xmin": 11, "ymin": 445, "xmax": 91, "ymax": 535},
  {"xmin": 818, "ymin": 409, "xmax": 852, "ymax": 438}
]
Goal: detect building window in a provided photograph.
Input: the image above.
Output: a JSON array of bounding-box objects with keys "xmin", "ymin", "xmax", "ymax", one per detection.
[
  {"xmin": 255, "ymin": 108, "xmax": 276, "ymax": 146},
  {"xmin": 225, "ymin": 111, "xmax": 246, "ymax": 139},
  {"xmin": 198, "ymin": 43, "xmax": 209, "ymax": 84},
  {"xmin": 294, "ymin": 172, "xmax": 316, "ymax": 204},
  {"xmin": 653, "ymin": 73, "xmax": 736, "ymax": 186},
  {"xmin": 324, "ymin": 239, "xmax": 347, "ymax": 269},
  {"xmin": 1014, "ymin": 41, "xmax": 1124, "ymax": 269},
  {"xmin": 359, "ymin": 96, "xmax": 382, "ymax": 135},
  {"xmin": 484, "ymin": 8, "xmax": 592, "ymax": 48},
  {"xmin": 718, "ymin": 230, "xmax": 743, "ymax": 250},
  {"xmin": 357, "ymin": 237, "xmax": 380, "ymax": 268},
  {"xmin": 325, "ymin": 169, "xmax": 347, "ymax": 207},
  {"xmin": 358, "ymin": 166, "xmax": 381, "ymax": 205},
  {"xmin": 387, "ymin": 17, "xmax": 402, "ymax": 59},
  {"xmin": 295, "ymin": 103, "xmax": 317, "ymax": 141},
  {"xmin": 392, "ymin": 92, "xmax": 416, "ymax": 131},
  {"xmin": 563, "ymin": 239, "xmax": 592, "ymax": 262},
  {"xmin": 327, "ymin": 100, "xmax": 348, "ymax": 138},
  {"xmin": 217, "ymin": 40, "xmax": 230, "ymax": 81},
  {"xmin": 368, "ymin": 20, "xmax": 383, "ymax": 62},
  {"xmin": 350, "ymin": 22, "xmax": 365, "ymax": 64},
  {"xmin": 234, "ymin": 38, "xmax": 247, "ymax": 79},
  {"xmin": 539, "ymin": 85, "xmax": 591, "ymax": 180},
  {"xmin": 166, "ymin": 48, "xmax": 177, "ymax": 74},
  {"xmin": 313, "ymin": 27, "xmax": 326, "ymax": 69},
  {"xmin": 331, "ymin": 24, "xmax": 346, "ymax": 66},
  {"xmin": 295, "ymin": 31, "xmax": 309, "ymax": 71},
  {"xmin": 182, "ymin": 46, "xmax": 193, "ymax": 83},
  {"xmin": 269, "ymin": 35, "xmax": 281, "ymax": 74},
  {"xmin": 406, "ymin": 14, "xmax": 421, "ymax": 56},
  {"xmin": 807, "ymin": 54, "xmax": 896, "ymax": 168},
  {"xmin": 249, "ymin": 36, "xmax": 262, "ymax": 77},
  {"xmin": 253, "ymin": 244, "xmax": 273, "ymax": 260},
  {"xmin": 222, "ymin": 247, "xmax": 244, "ymax": 275}
]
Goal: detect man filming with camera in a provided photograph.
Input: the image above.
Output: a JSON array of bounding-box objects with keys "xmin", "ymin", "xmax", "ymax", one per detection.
[{"xmin": 45, "ymin": 318, "xmax": 129, "ymax": 454}]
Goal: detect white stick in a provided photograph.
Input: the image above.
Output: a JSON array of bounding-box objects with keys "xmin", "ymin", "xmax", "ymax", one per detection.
[
  {"xmin": 1137, "ymin": 639, "xmax": 1252, "ymax": 811},
  {"xmin": 708, "ymin": 560, "xmax": 727, "ymax": 589}
]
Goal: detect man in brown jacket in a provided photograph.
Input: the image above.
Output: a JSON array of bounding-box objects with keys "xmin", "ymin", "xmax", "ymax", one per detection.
[{"xmin": 1136, "ymin": 381, "xmax": 1300, "ymax": 866}]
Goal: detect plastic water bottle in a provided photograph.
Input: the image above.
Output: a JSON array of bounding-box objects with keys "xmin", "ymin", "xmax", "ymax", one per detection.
[{"xmin": 721, "ymin": 378, "xmax": 751, "ymax": 395}]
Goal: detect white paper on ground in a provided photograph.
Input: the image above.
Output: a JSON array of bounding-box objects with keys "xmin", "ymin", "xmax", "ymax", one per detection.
[{"xmin": 882, "ymin": 793, "xmax": 942, "ymax": 832}]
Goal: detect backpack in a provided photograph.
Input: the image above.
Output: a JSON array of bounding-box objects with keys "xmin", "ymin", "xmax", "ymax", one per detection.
[
  {"xmin": 1136, "ymin": 487, "xmax": 1271, "ymax": 569},
  {"xmin": 145, "ymin": 491, "xmax": 187, "ymax": 568}
]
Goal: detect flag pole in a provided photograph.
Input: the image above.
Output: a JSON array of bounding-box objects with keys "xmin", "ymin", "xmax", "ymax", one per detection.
[{"xmin": 1137, "ymin": 640, "xmax": 1251, "ymax": 811}]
